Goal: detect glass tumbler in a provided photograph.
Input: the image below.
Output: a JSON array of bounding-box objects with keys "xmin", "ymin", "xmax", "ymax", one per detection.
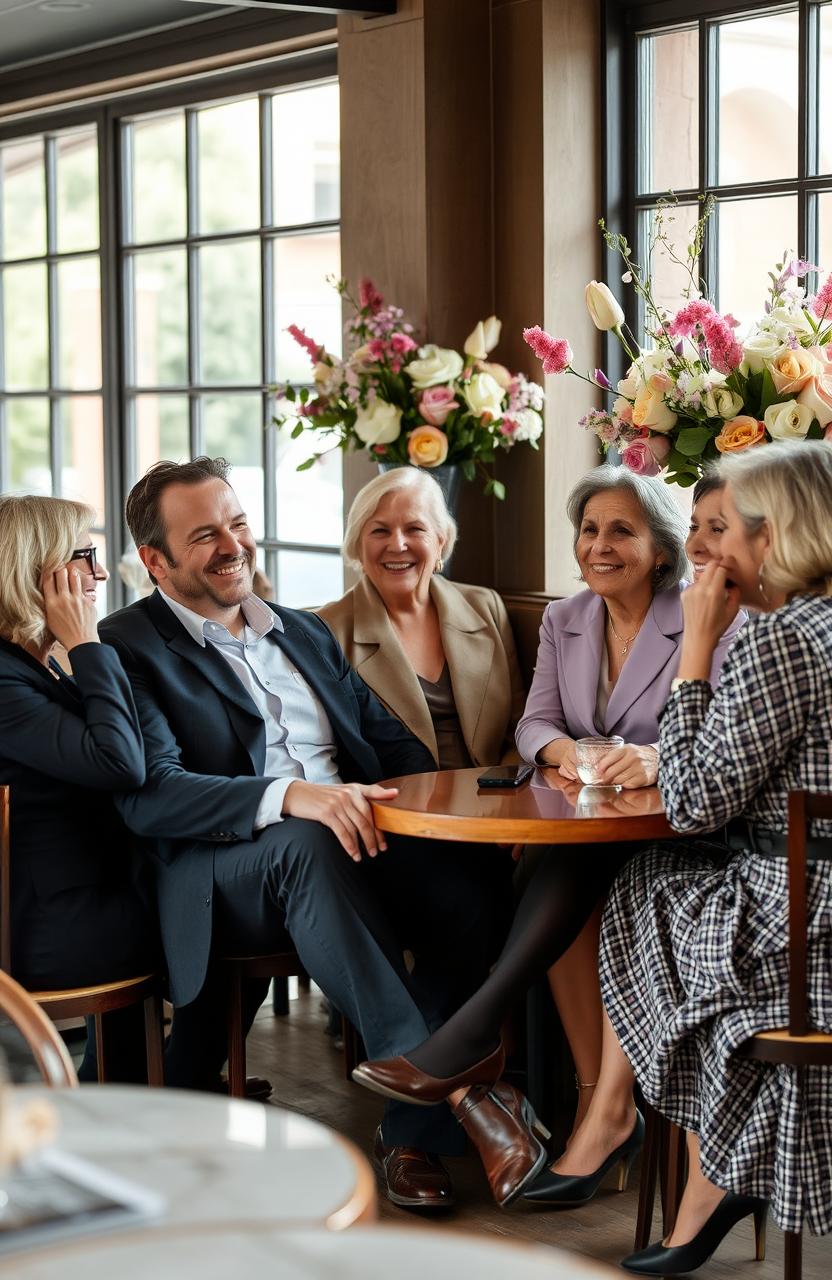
[{"xmin": 575, "ymin": 735, "xmax": 624, "ymax": 786}]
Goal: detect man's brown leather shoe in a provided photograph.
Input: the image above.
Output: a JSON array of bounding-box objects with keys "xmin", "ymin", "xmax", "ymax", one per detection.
[
  {"xmin": 451, "ymin": 1085, "xmax": 547, "ymax": 1208},
  {"xmin": 373, "ymin": 1127, "xmax": 455, "ymax": 1210},
  {"xmin": 217, "ymin": 1075, "xmax": 273, "ymax": 1102},
  {"xmin": 352, "ymin": 1042, "xmax": 505, "ymax": 1106}
]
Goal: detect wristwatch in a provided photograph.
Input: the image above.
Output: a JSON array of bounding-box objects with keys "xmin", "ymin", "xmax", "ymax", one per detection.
[{"xmin": 670, "ymin": 677, "xmax": 703, "ymax": 694}]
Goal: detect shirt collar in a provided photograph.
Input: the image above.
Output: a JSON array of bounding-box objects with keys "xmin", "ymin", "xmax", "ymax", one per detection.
[{"xmin": 157, "ymin": 589, "xmax": 283, "ymax": 648}]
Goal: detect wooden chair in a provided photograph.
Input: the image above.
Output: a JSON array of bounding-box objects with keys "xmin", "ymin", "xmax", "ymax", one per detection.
[
  {"xmin": 636, "ymin": 791, "xmax": 832, "ymax": 1278},
  {"xmin": 0, "ymin": 969, "xmax": 78, "ymax": 1087},
  {"xmin": 0, "ymin": 786, "xmax": 165, "ymax": 1085}
]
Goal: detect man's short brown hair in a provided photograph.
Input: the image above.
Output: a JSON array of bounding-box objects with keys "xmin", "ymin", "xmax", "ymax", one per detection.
[{"xmin": 126, "ymin": 457, "xmax": 230, "ymax": 585}]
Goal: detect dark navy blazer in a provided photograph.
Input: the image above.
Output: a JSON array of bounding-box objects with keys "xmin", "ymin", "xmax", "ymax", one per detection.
[{"xmin": 100, "ymin": 591, "xmax": 436, "ymax": 1005}]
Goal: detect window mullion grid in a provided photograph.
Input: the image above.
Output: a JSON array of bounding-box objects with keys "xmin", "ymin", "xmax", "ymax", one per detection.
[
  {"xmin": 260, "ymin": 93, "xmax": 279, "ymax": 594},
  {"xmin": 701, "ymin": 16, "xmax": 720, "ymax": 306},
  {"xmin": 185, "ymin": 109, "xmax": 202, "ymax": 458},
  {"xmin": 801, "ymin": 0, "xmax": 819, "ymax": 269},
  {"xmin": 45, "ymin": 136, "xmax": 62, "ymax": 496}
]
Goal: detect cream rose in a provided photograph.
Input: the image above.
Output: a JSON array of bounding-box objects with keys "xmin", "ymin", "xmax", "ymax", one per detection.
[
  {"xmin": 764, "ymin": 399, "xmax": 814, "ymax": 440},
  {"xmin": 463, "ymin": 371, "xmax": 505, "ymax": 420},
  {"xmin": 477, "ymin": 360, "xmax": 513, "ymax": 390},
  {"xmin": 701, "ymin": 383, "xmax": 744, "ymax": 419},
  {"xmin": 407, "ymin": 425, "xmax": 449, "ymax": 467},
  {"xmin": 765, "ymin": 346, "xmax": 821, "ymax": 396},
  {"xmin": 406, "ymin": 344, "xmax": 464, "ymax": 390},
  {"xmin": 632, "ymin": 374, "xmax": 677, "ymax": 434},
  {"xmin": 585, "ymin": 281, "xmax": 625, "ymax": 331},
  {"xmin": 353, "ymin": 399, "xmax": 403, "ymax": 445},
  {"xmin": 741, "ymin": 330, "xmax": 782, "ymax": 373},
  {"xmin": 797, "ymin": 374, "xmax": 832, "ymax": 427},
  {"xmin": 464, "ymin": 315, "xmax": 502, "ymax": 360}
]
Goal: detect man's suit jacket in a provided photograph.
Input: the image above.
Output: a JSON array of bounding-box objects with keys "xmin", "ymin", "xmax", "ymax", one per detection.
[
  {"xmin": 515, "ymin": 584, "xmax": 745, "ymax": 764},
  {"xmin": 315, "ymin": 575, "xmax": 525, "ymax": 766},
  {"xmin": 0, "ymin": 636, "xmax": 147, "ymax": 978},
  {"xmin": 100, "ymin": 591, "xmax": 436, "ymax": 1005}
]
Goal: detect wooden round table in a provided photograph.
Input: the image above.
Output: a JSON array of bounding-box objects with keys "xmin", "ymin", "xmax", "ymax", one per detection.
[
  {"xmin": 3, "ymin": 1223, "xmax": 619, "ymax": 1279},
  {"xmin": 371, "ymin": 766, "xmax": 680, "ymax": 844}
]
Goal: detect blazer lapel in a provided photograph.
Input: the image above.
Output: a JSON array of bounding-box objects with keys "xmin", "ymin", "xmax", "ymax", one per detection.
[
  {"xmin": 432, "ymin": 577, "xmax": 493, "ymax": 758},
  {"xmin": 348, "ymin": 578, "xmax": 438, "ymax": 760},
  {"xmin": 0, "ymin": 636, "xmax": 81, "ymax": 712},
  {"xmin": 559, "ymin": 594, "xmax": 605, "ymax": 735},
  {"xmin": 604, "ymin": 589, "xmax": 683, "ymax": 731}
]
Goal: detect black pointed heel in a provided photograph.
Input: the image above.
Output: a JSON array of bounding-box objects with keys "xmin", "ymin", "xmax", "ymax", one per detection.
[
  {"xmin": 522, "ymin": 1111, "xmax": 645, "ymax": 1206},
  {"xmin": 620, "ymin": 1192, "xmax": 769, "ymax": 1275}
]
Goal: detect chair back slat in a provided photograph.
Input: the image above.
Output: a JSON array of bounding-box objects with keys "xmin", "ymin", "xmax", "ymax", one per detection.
[
  {"xmin": 0, "ymin": 971, "xmax": 77, "ymax": 1087},
  {"xmin": 0, "ymin": 787, "xmax": 9, "ymax": 974},
  {"xmin": 787, "ymin": 792, "xmax": 809, "ymax": 1036}
]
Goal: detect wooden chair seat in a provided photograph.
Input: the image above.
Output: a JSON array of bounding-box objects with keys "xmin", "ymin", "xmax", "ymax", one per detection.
[
  {"xmin": 1, "ymin": 787, "xmax": 165, "ymax": 1085},
  {"xmin": 740, "ymin": 1027, "xmax": 832, "ymax": 1066},
  {"xmin": 0, "ymin": 970, "xmax": 78, "ymax": 1087}
]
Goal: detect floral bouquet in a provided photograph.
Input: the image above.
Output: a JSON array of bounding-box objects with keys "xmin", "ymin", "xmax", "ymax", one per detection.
[
  {"xmin": 523, "ymin": 200, "xmax": 832, "ymax": 485},
  {"xmin": 273, "ymin": 278, "xmax": 545, "ymax": 499}
]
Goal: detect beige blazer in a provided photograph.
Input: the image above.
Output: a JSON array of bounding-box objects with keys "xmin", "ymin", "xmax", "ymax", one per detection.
[{"xmin": 314, "ymin": 575, "xmax": 525, "ymax": 767}]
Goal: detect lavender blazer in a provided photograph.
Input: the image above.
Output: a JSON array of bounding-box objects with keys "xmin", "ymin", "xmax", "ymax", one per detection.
[{"xmin": 515, "ymin": 584, "xmax": 745, "ymax": 764}]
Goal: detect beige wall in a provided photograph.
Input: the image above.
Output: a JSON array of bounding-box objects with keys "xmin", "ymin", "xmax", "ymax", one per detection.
[{"xmin": 339, "ymin": 0, "xmax": 601, "ymax": 595}]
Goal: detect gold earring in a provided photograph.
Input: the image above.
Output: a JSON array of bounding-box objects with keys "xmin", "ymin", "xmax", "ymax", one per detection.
[
  {"xmin": 435, "ymin": 557, "xmax": 444, "ymax": 574},
  {"xmin": 758, "ymin": 562, "xmax": 770, "ymax": 603}
]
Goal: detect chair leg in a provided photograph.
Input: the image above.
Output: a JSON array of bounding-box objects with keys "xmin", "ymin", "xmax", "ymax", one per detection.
[
  {"xmin": 660, "ymin": 1120, "xmax": 687, "ymax": 1237},
  {"xmin": 144, "ymin": 992, "xmax": 165, "ymax": 1087},
  {"xmin": 94, "ymin": 1012, "xmax": 108, "ymax": 1082},
  {"xmin": 297, "ymin": 967, "xmax": 310, "ymax": 992},
  {"xmin": 227, "ymin": 968, "xmax": 247, "ymax": 1098},
  {"xmin": 342, "ymin": 1017, "xmax": 363, "ymax": 1081},
  {"xmin": 272, "ymin": 976, "xmax": 290, "ymax": 1016},
  {"xmin": 784, "ymin": 1230, "xmax": 802, "ymax": 1280},
  {"xmin": 634, "ymin": 1103, "xmax": 662, "ymax": 1250}
]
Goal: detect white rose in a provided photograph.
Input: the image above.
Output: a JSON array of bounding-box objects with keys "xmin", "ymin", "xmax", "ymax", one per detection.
[
  {"xmin": 764, "ymin": 399, "xmax": 814, "ymax": 440},
  {"xmin": 353, "ymin": 399, "xmax": 403, "ymax": 445},
  {"xmin": 406, "ymin": 344, "xmax": 464, "ymax": 390},
  {"xmin": 585, "ymin": 281, "xmax": 625, "ymax": 331},
  {"xmin": 511, "ymin": 408, "xmax": 543, "ymax": 442},
  {"xmin": 463, "ymin": 372, "xmax": 505, "ymax": 420},
  {"xmin": 617, "ymin": 365, "xmax": 641, "ymax": 398},
  {"xmin": 464, "ymin": 315, "xmax": 502, "ymax": 359},
  {"xmin": 768, "ymin": 306, "xmax": 814, "ymax": 339},
  {"xmin": 741, "ymin": 330, "xmax": 783, "ymax": 374},
  {"xmin": 701, "ymin": 383, "xmax": 744, "ymax": 419}
]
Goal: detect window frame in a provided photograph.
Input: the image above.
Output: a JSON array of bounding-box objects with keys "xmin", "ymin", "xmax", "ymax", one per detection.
[
  {"xmin": 603, "ymin": 0, "xmax": 824, "ymax": 379},
  {"xmin": 0, "ymin": 45, "xmax": 338, "ymax": 610}
]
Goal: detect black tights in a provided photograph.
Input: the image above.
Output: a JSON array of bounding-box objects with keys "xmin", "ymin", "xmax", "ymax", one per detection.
[{"xmin": 406, "ymin": 842, "xmax": 631, "ymax": 1079}]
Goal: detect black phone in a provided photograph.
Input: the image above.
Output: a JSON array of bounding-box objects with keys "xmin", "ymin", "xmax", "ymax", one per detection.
[{"xmin": 477, "ymin": 764, "xmax": 534, "ymax": 789}]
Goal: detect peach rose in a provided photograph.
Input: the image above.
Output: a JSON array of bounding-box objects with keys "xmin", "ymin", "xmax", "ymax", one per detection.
[
  {"xmin": 714, "ymin": 415, "xmax": 765, "ymax": 454},
  {"xmin": 765, "ymin": 346, "xmax": 821, "ymax": 396},
  {"xmin": 797, "ymin": 372, "xmax": 832, "ymax": 427},
  {"xmin": 407, "ymin": 425, "xmax": 449, "ymax": 467}
]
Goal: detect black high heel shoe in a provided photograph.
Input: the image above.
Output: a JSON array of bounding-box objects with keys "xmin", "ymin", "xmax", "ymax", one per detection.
[
  {"xmin": 523, "ymin": 1111, "xmax": 645, "ymax": 1206},
  {"xmin": 620, "ymin": 1192, "xmax": 768, "ymax": 1275}
]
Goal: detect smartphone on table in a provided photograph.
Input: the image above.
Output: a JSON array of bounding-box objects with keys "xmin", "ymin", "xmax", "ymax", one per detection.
[{"xmin": 477, "ymin": 764, "xmax": 534, "ymax": 789}]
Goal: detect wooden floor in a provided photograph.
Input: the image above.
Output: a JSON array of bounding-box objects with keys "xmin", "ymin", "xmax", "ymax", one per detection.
[{"xmin": 247, "ymin": 983, "xmax": 829, "ymax": 1280}]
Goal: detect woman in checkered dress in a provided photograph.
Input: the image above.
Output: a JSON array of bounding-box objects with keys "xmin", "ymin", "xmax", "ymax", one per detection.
[{"xmin": 557, "ymin": 441, "xmax": 832, "ymax": 1274}]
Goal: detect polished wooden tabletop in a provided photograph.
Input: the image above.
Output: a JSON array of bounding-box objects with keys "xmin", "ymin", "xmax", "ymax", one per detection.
[{"xmin": 371, "ymin": 767, "xmax": 681, "ymax": 844}]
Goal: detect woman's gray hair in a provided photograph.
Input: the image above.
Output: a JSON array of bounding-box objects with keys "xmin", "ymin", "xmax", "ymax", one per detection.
[
  {"xmin": 342, "ymin": 467, "xmax": 458, "ymax": 570},
  {"xmin": 566, "ymin": 464, "xmax": 689, "ymax": 591}
]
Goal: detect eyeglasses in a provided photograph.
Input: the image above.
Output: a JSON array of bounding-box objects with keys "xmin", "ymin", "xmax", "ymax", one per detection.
[{"xmin": 69, "ymin": 546, "xmax": 98, "ymax": 574}]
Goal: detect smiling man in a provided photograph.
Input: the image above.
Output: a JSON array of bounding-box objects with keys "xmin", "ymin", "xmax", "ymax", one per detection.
[{"xmin": 99, "ymin": 457, "xmax": 498, "ymax": 1210}]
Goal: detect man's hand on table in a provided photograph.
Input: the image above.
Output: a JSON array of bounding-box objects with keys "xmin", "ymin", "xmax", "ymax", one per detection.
[{"xmin": 282, "ymin": 780, "xmax": 399, "ymax": 862}]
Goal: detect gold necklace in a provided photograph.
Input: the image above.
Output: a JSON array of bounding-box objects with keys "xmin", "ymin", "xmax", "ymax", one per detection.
[{"xmin": 607, "ymin": 612, "xmax": 640, "ymax": 657}]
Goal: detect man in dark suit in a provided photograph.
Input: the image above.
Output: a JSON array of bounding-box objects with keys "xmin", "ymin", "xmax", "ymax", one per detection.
[{"xmin": 100, "ymin": 457, "xmax": 495, "ymax": 1210}]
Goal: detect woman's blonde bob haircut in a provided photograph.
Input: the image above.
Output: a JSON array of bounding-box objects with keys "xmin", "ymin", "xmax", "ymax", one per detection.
[
  {"xmin": 0, "ymin": 494, "xmax": 96, "ymax": 649},
  {"xmin": 720, "ymin": 439, "xmax": 832, "ymax": 598},
  {"xmin": 342, "ymin": 468, "xmax": 458, "ymax": 571}
]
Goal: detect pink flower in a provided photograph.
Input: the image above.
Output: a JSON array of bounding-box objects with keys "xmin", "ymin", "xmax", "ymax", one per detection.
[
  {"xmin": 359, "ymin": 278, "xmax": 384, "ymax": 313},
  {"xmin": 668, "ymin": 300, "xmax": 715, "ymax": 338},
  {"xmin": 286, "ymin": 324, "xmax": 321, "ymax": 364},
  {"xmin": 390, "ymin": 332, "xmax": 417, "ymax": 356},
  {"xmin": 500, "ymin": 417, "xmax": 519, "ymax": 437},
  {"xmin": 522, "ymin": 326, "xmax": 573, "ymax": 374},
  {"xmin": 813, "ymin": 275, "xmax": 832, "ymax": 320},
  {"xmin": 367, "ymin": 338, "xmax": 387, "ymax": 362},
  {"xmin": 669, "ymin": 301, "xmax": 742, "ymax": 374},
  {"xmin": 646, "ymin": 435, "xmax": 671, "ymax": 465},
  {"xmin": 419, "ymin": 385, "xmax": 458, "ymax": 426},
  {"xmin": 620, "ymin": 439, "xmax": 661, "ymax": 476}
]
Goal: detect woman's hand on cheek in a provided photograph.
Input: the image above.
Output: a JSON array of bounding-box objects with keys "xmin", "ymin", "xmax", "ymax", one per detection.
[
  {"xmin": 595, "ymin": 744, "xmax": 658, "ymax": 789},
  {"xmin": 681, "ymin": 561, "xmax": 742, "ymax": 649}
]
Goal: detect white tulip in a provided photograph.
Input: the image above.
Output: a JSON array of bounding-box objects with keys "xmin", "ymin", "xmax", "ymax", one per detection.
[
  {"xmin": 464, "ymin": 315, "xmax": 502, "ymax": 360},
  {"xmin": 585, "ymin": 281, "xmax": 625, "ymax": 331}
]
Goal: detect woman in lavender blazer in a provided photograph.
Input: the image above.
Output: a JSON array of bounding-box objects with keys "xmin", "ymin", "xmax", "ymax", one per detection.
[{"xmin": 353, "ymin": 466, "xmax": 743, "ymax": 1208}]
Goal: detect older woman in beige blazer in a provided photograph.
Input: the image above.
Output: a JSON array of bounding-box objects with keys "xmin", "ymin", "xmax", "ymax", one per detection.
[{"xmin": 315, "ymin": 469, "xmax": 525, "ymax": 769}]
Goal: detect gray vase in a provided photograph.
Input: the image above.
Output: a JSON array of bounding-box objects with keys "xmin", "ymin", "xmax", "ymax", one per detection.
[{"xmin": 377, "ymin": 462, "xmax": 462, "ymax": 518}]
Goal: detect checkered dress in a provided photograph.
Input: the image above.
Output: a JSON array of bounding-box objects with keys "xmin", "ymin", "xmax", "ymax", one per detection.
[{"xmin": 600, "ymin": 594, "xmax": 832, "ymax": 1236}]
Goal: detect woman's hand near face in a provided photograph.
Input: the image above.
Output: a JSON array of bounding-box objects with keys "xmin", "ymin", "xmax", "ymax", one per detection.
[
  {"xmin": 595, "ymin": 743, "xmax": 658, "ymax": 789},
  {"xmin": 677, "ymin": 560, "xmax": 742, "ymax": 680},
  {"xmin": 41, "ymin": 566, "xmax": 99, "ymax": 651}
]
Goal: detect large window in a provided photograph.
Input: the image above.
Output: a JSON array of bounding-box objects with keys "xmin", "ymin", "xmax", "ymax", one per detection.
[
  {"xmin": 616, "ymin": 0, "xmax": 831, "ymax": 340},
  {"xmin": 0, "ymin": 65, "xmax": 343, "ymax": 611}
]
